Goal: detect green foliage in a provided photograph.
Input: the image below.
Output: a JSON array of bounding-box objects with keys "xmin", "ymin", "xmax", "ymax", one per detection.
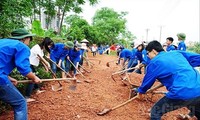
[
  {"xmin": 92, "ymin": 7, "xmax": 132, "ymax": 45},
  {"xmin": 188, "ymin": 42, "xmax": 200, "ymax": 53},
  {"xmin": 65, "ymin": 15, "xmax": 90, "ymax": 42},
  {"xmin": 0, "ymin": 0, "xmax": 33, "ymax": 38},
  {"xmin": 44, "ymin": 28, "xmax": 57, "ymax": 38},
  {"xmin": 32, "ymin": 20, "xmax": 45, "ymax": 36},
  {"xmin": 193, "ymin": 43, "xmax": 200, "ymax": 53}
]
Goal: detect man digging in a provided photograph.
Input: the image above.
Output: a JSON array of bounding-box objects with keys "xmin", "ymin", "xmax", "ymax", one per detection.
[{"xmin": 132, "ymin": 40, "xmax": 200, "ymax": 120}]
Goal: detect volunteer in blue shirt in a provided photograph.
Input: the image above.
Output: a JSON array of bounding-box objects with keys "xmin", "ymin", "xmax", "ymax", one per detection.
[
  {"xmin": 166, "ymin": 37, "xmax": 176, "ymax": 51},
  {"xmin": 50, "ymin": 41, "xmax": 74, "ymax": 78},
  {"xmin": 118, "ymin": 48, "xmax": 133, "ymax": 68},
  {"xmin": 177, "ymin": 33, "xmax": 187, "ymax": 51},
  {"xmin": 136, "ymin": 40, "xmax": 200, "ymax": 120},
  {"xmin": 66, "ymin": 43, "xmax": 82, "ymax": 77},
  {"xmin": 0, "ymin": 28, "xmax": 41, "ymax": 120}
]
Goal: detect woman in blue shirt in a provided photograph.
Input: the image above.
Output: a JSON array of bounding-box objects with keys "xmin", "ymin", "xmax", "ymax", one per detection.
[
  {"xmin": 50, "ymin": 41, "xmax": 74, "ymax": 78},
  {"xmin": 66, "ymin": 43, "xmax": 82, "ymax": 77},
  {"xmin": 136, "ymin": 40, "xmax": 200, "ymax": 120}
]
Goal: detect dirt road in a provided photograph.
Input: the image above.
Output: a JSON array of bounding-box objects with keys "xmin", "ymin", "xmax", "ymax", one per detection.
[{"xmin": 0, "ymin": 53, "xmax": 191, "ymax": 120}]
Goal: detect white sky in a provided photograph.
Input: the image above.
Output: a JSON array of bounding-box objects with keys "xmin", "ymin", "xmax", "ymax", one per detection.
[{"xmin": 79, "ymin": 0, "xmax": 200, "ymax": 44}]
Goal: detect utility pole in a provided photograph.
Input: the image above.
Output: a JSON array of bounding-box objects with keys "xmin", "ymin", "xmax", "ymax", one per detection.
[
  {"xmin": 159, "ymin": 25, "xmax": 164, "ymax": 42},
  {"xmin": 145, "ymin": 28, "xmax": 150, "ymax": 42}
]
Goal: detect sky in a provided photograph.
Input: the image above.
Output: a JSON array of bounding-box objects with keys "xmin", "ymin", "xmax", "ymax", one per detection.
[{"xmin": 79, "ymin": 0, "xmax": 199, "ymax": 44}]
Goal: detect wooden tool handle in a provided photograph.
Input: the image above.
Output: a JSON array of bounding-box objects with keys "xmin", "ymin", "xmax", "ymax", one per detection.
[{"xmin": 18, "ymin": 78, "xmax": 76, "ymax": 83}]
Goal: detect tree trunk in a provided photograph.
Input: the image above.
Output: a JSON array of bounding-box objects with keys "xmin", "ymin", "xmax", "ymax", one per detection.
[{"xmin": 58, "ymin": 1, "xmax": 67, "ymax": 35}]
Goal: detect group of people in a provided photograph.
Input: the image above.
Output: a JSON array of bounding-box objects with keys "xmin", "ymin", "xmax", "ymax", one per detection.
[
  {"xmin": 0, "ymin": 28, "xmax": 89, "ymax": 120},
  {"xmin": 116, "ymin": 33, "xmax": 200, "ymax": 120},
  {"xmin": 0, "ymin": 28, "xmax": 200, "ymax": 120}
]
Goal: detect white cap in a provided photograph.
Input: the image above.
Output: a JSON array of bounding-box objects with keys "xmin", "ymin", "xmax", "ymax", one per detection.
[
  {"xmin": 81, "ymin": 39, "xmax": 89, "ymax": 43},
  {"xmin": 81, "ymin": 43, "xmax": 87, "ymax": 50},
  {"xmin": 134, "ymin": 40, "xmax": 143, "ymax": 48}
]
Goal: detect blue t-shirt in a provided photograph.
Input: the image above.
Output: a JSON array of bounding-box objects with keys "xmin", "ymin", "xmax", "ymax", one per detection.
[
  {"xmin": 138, "ymin": 51, "xmax": 200, "ymax": 100},
  {"xmin": 177, "ymin": 41, "xmax": 186, "ymax": 51},
  {"xmin": 166, "ymin": 45, "xmax": 176, "ymax": 51},
  {"xmin": 50, "ymin": 43, "xmax": 70, "ymax": 61},
  {"xmin": 141, "ymin": 49, "xmax": 150, "ymax": 65},
  {"xmin": 0, "ymin": 39, "xmax": 32, "ymax": 84},
  {"xmin": 69, "ymin": 49, "xmax": 81, "ymax": 62},
  {"xmin": 119, "ymin": 49, "xmax": 133, "ymax": 59}
]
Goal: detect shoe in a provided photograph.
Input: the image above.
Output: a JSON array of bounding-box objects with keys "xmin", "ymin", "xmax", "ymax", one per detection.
[
  {"xmin": 26, "ymin": 98, "xmax": 36, "ymax": 103},
  {"xmin": 36, "ymin": 90, "xmax": 45, "ymax": 95}
]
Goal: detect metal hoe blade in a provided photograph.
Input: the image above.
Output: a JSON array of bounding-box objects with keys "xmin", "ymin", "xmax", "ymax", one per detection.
[
  {"xmin": 97, "ymin": 108, "xmax": 111, "ymax": 116},
  {"xmin": 51, "ymin": 84, "xmax": 63, "ymax": 91}
]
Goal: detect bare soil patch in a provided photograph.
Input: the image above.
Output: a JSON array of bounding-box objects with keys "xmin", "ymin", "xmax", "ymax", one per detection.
[{"xmin": 0, "ymin": 53, "xmax": 193, "ymax": 120}]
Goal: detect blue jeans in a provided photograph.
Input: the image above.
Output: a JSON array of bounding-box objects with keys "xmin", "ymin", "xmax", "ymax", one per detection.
[
  {"xmin": 0, "ymin": 81, "xmax": 27, "ymax": 120},
  {"xmin": 150, "ymin": 96, "xmax": 200, "ymax": 120},
  {"xmin": 25, "ymin": 83, "xmax": 39, "ymax": 98},
  {"xmin": 25, "ymin": 65, "xmax": 39, "ymax": 98},
  {"xmin": 66, "ymin": 59, "xmax": 79, "ymax": 75},
  {"xmin": 51, "ymin": 59, "xmax": 65, "ymax": 73}
]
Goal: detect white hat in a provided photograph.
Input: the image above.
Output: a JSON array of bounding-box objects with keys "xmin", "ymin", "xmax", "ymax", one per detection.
[
  {"xmin": 81, "ymin": 43, "xmax": 87, "ymax": 50},
  {"xmin": 134, "ymin": 40, "xmax": 143, "ymax": 48},
  {"xmin": 81, "ymin": 39, "xmax": 89, "ymax": 43},
  {"xmin": 75, "ymin": 43, "xmax": 82, "ymax": 49}
]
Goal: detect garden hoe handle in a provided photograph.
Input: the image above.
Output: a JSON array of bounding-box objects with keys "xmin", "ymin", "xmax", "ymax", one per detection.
[
  {"xmin": 37, "ymin": 55, "xmax": 61, "ymax": 82},
  {"xmin": 97, "ymin": 83, "xmax": 163, "ymax": 116},
  {"xmin": 18, "ymin": 78, "xmax": 77, "ymax": 83},
  {"xmin": 78, "ymin": 64, "xmax": 91, "ymax": 73},
  {"xmin": 111, "ymin": 84, "xmax": 163, "ymax": 110},
  {"xmin": 112, "ymin": 67, "xmax": 136, "ymax": 76},
  {"xmin": 45, "ymin": 56, "xmax": 72, "ymax": 78},
  {"xmin": 68, "ymin": 59, "xmax": 85, "ymax": 78},
  {"xmin": 83, "ymin": 56, "xmax": 95, "ymax": 65}
]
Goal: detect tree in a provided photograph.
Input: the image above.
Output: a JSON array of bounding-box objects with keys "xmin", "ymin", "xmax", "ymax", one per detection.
[
  {"xmin": 0, "ymin": 0, "xmax": 33, "ymax": 38},
  {"xmin": 92, "ymin": 7, "xmax": 131, "ymax": 45},
  {"xmin": 55, "ymin": 0, "xmax": 98, "ymax": 35},
  {"xmin": 65, "ymin": 15, "xmax": 90, "ymax": 41}
]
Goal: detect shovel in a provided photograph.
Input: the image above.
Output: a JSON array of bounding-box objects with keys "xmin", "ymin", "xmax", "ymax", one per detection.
[
  {"xmin": 96, "ymin": 84, "xmax": 163, "ymax": 116},
  {"xmin": 38, "ymin": 55, "xmax": 63, "ymax": 91}
]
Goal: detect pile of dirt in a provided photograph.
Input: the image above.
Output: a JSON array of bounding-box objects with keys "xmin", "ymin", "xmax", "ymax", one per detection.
[{"xmin": 0, "ymin": 53, "xmax": 192, "ymax": 120}]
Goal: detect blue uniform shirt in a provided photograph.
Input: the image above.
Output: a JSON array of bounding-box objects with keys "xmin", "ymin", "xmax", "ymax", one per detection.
[
  {"xmin": 69, "ymin": 49, "xmax": 81, "ymax": 62},
  {"xmin": 166, "ymin": 45, "xmax": 176, "ymax": 51},
  {"xmin": 138, "ymin": 51, "xmax": 200, "ymax": 100},
  {"xmin": 177, "ymin": 41, "xmax": 186, "ymax": 51},
  {"xmin": 0, "ymin": 39, "xmax": 32, "ymax": 84},
  {"xmin": 119, "ymin": 49, "xmax": 133, "ymax": 59},
  {"xmin": 141, "ymin": 49, "xmax": 151, "ymax": 65},
  {"xmin": 50, "ymin": 43, "xmax": 70, "ymax": 61}
]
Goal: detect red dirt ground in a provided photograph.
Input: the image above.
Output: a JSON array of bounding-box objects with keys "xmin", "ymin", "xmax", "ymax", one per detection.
[{"xmin": 0, "ymin": 53, "xmax": 195, "ymax": 120}]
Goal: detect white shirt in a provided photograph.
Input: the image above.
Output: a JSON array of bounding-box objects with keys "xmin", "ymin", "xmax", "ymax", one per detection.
[{"xmin": 29, "ymin": 44, "xmax": 44, "ymax": 66}]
